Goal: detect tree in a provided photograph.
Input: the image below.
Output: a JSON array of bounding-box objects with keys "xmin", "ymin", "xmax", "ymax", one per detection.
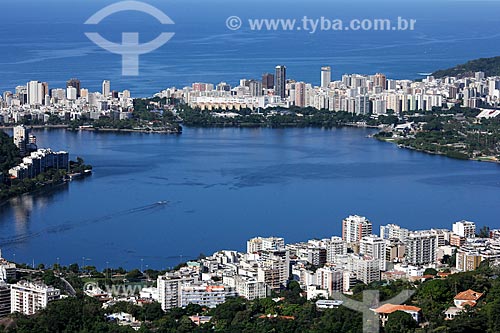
[
  {"xmin": 385, "ymin": 311, "xmax": 418, "ymax": 333},
  {"xmin": 424, "ymin": 268, "xmax": 438, "ymax": 276},
  {"xmin": 477, "ymin": 226, "xmax": 490, "ymax": 238}
]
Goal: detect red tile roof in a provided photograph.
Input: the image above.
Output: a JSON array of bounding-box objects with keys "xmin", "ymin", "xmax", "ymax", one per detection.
[
  {"xmin": 373, "ymin": 304, "xmax": 421, "ymax": 314},
  {"xmin": 454, "ymin": 289, "xmax": 483, "ymax": 301}
]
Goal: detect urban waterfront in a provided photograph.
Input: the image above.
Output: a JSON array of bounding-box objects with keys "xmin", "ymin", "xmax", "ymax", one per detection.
[{"xmin": 0, "ymin": 127, "xmax": 499, "ymax": 269}]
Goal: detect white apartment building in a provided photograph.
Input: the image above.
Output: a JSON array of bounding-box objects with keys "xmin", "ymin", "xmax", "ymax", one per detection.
[
  {"xmin": 157, "ymin": 273, "xmax": 198, "ymax": 311},
  {"xmin": 351, "ymin": 255, "xmax": 381, "ymax": 285},
  {"xmin": 342, "ymin": 215, "xmax": 372, "ymax": 244},
  {"xmin": 360, "ymin": 235, "xmax": 387, "ymax": 271},
  {"xmin": 325, "ymin": 237, "xmax": 347, "ymax": 263},
  {"xmin": 180, "ymin": 285, "xmax": 236, "ymax": 308},
  {"xmin": 257, "ymin": 250, "xmax": 290, "ymax": 290},
  {"xmin": 380, "ymin": 224, "xmax": 409, "ymax": 242},
  {"xmin": 233, "ymin": 276, "xmax": 268, "ymax": 300},
  {"xmin": 247, "ymin": 237, "xmax": 285, "ymax": 253},
  {"xmin": 315, "ymin": 267, "xmax": 343, "ymax": 296},
  {"xmin": 10, "ymin": 281, "xmax": 60, "ymax": 316},
  {"xmin": 452, "ymin": 221, "xmax": 476, "ymax": 239},
  {"xmin": 405, "ymin": 231, "xmax": 438, "ymax": 266}
]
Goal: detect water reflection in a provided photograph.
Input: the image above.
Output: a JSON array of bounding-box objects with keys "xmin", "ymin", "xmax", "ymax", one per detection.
[{"xmin": 0, "ymin": 183, "xmax": 69, "ymax": 240}]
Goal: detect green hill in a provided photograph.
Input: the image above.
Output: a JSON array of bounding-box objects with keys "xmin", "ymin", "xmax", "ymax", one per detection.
[{"xmin": 432, "ymin": 56, "xmax": 500, "ymax": 78}]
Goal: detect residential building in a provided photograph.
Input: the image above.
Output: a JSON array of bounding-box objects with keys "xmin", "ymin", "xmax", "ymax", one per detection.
[
  {"xmin": 233, "ymin": 276, "xmax": 268, "ymax": 300},
  {"xmin": 445, "ymin": 289, "xmax": 483, "ymax": 320},
  {"xmin": 405, "ymin": 231, "xmax": 438, "ymax": 266},
  {"xmin": 157, "ymin": 272, "xmax": 198, "ymax": 311},
  {"xmin": 452, "ymin": 221, "xmax": 476, "ymax": 238},
  {"xmin": 456, "ymin": 251, "xmax": 482, "ymax": 272},
  {"xmin": 342, "ymin": 215, "xmax": 372, "ymax": 244},
  {"xmin": 360, "ymin": 235, "xmax": 387, "ymax": 270},
  {"xmin": 66, "ymin": 78, "xmax": 81, "ymax": 98},
  {"xmin": 10, "ymin": 281, "xmax": 60, "ymax": 315},
  {"xmin": 247, "ymin": 237, "xmax": 285, "ymax": 253},
  {"xmin": 321, "ymin": 66, "xmax": 331, "ymax": 88},
  {"xmin": 380, "ymin": 224, "xmax": 409, "ymax": 242},
  {"xmin": 102, "ymin": 80, "xmax": 111, "ymax": 97},
  {"xmin": 262, "ymin": 73, "xmax": 274, "ymax": 90},
  {"xmin": 373, "ymin": 304, "xmax": 421, "ymax": 327},
  {"xmin": 325, "ymin": 236, "xmax": 347, "ymax": 263},
  {"xmin": 180, "ymin": 285, "xmax": 237, "ymax": 308},
  {"xmin": 351, "ymin": 255, "xmax": 380, "ymax": 285},
  {"xmin": 275, "ymin": 65, "xmax": 287, "ymax": 98},
  {"xmin": 0, "ymin": 283, "xmax": 10, "ymax": 318}
]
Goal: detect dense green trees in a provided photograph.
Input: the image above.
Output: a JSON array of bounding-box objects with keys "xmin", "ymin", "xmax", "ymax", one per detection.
[
  {"xmin": 385, "ymin": 311, "xmax": 418, "ymax": 333},
  {"xmin": 432, "ymin": 56, "xmax": 500, "ymax": 78},
  {"xmin": 0, "ymin": 131, "xmax": 20, "ymax": 173}
]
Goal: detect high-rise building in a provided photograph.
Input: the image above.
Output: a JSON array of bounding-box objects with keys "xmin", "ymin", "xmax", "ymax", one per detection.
[
  {"xmin": 315, "ymin": 267, "xmax": 343, "ymax": 296},
  {"xmin": 262, "ymin": 73, "xmax": 275, "ymax": 90},
  {"xmin": 452, "ymin": 221, "xmax": 476, "ymax": 239},
  {"xmin": 66, "ymin": 87, "xmax": 77, "ymax": 101},
  {"xmin": 380, "ymin": 224, "xmax": 409, "ymax": 242},
  {"xmin": 66, "ymin": 78, "xmax": 81, "ymax": 98},
  {"xmin": 405, "ymin": 231, "xmax": 438, "ymax": 266},
  {"xmin": 26, "ymin": 81, "xmax": 43, "ymax": 105},
  {"xmin": 41, "ymin": 82, "xmax": 49, "ymax": 105},
  {"xmin": 247, "ymin": 237, "xmax": 285, "ymax": 253},
  {"xmin": 0, "ymin": 254, "xmax": 16, "ymax": 283},
  {"xmin": 294, "ymin": 82, "xmax": 306, "ymax": 107},
  {"xmin": 342, "ymin": 215, "xmax": 373, "ymax": 243},
  {"xmin": 180, "ymin": 285, "xmax": 237, "ymax": 308},
  {"xmin": 257, "ymin": 250, "xmax": 290, "ymax": 290},
  {"xmin": 326, "ymin": 236, "xmax": 347, "ymax": 263},
  {"xmin": 157, "ymin": 273, "xmax": 197, "ymax": 311},
  {"xmin": 374, "ymin": 73, "xmax": 387, "ymax": 90},
  {"xmin": 248, "ymin": 80, "xmax": 263, "ymax": 97},
  {"xmin": 351, "ymin": 255, "xmax": 380, "ymax": 285},
  {"xmin": 13, "ymin": 125, "xmax": 29, "ymax": 156},
  {"xmin": 0, "ymin": 283, "xmax": 10, "ymax": 318},
  {"xmin": 102, "ymin": 80, "xmax": 111, "ymax": 97},
  {"xmin": 234, "ymin": 276, "xmax": 268, "ymax": 300},
  {"xmin": 360, "ymin": 235, "xmax": 386, "ymax": 271},
  {"xmin": 10, "ymin": 281, "xmax": 60, "ymax": 315},
  {"xmin": 321, "ymin": 66, "xmax": 332, "ymax": 88},
  {"xmin": 274, "ymin": 65, "xmax": 286, "ymax": 99}
]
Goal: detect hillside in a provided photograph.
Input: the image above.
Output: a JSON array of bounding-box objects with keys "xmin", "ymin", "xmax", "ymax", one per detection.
[{"xmin": 432, "ymin": 56, "xmax": 500, "ymax": 78}]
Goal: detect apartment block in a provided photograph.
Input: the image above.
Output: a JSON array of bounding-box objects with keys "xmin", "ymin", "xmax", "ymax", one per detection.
[{"xmin": 10, "ymin": 281, "xmax": 60, "ymax": 315}]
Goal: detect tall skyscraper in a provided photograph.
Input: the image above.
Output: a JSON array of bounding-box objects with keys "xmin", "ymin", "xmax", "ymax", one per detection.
[
  {"xmin": 294, "ymin": 82, "xmax": 306, "ymax": 107},
  {"xmin": 13, "ymin": 125, "xmax": 29, "ymax": 156},
  {"xmin": 374, "ymin": 73, "xmax": 387, "ymax": 90},
  {"xmin": 102, "ymin": 80, "xmax": 111, "ymax": 97},
  {"xmin": 248, "ymin": 80, "xmax": 263, "ymax": 97},
  {"xmin": 262, "ymin": 73, "xmax": 275, "ymax": 90},
  {"xmin": 342, "ymin": 215, "xmax": 373, "ymax": 243},
  {"xmin": 321, "ymin": 66, "xmax": 331, "ymax": 88},
  {"xmin": 66, "ymin": 78, "xmax": 81, "ymax": 98},
  {"xmin": 274, "ymin": 65, "xmax": 286, "ymax": 99},
  {"xmin": 26, "ymin": 81, "xmax": 43, "ymax": 105}
]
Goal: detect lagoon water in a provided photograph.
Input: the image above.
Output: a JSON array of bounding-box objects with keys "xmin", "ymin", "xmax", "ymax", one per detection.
[{"xmin": 0, "ymin": 127, "xmax": 499, "ymax": 269}]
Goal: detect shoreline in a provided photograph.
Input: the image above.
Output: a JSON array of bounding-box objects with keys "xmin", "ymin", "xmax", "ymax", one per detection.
[{"xmin": 376, "ymin": 137, "xmax": 500, "ymax": 164}]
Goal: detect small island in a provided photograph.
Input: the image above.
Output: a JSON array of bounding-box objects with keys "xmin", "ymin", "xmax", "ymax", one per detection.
[{"xmin": 0, "ymin": 127, "xmax": 92, "ymax": 203}]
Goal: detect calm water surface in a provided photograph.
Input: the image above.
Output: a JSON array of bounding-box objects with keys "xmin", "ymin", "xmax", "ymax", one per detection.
[{"xmin": 0, "ymin": 127, "xmax": 499, "ymax": 269}]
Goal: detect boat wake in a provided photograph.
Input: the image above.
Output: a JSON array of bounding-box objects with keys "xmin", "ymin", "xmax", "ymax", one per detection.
[{"xmin": 0, "ymin": 201, "xmax": 170, "ymax": 246}]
